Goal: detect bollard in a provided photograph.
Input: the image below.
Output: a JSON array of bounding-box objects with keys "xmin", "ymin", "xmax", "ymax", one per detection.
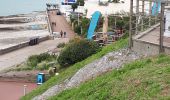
[{"xmin": 24, "ymin": 85, "xmax": 27, "ymax": 95}]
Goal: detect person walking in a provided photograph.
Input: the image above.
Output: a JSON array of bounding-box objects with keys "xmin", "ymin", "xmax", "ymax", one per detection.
[
  {"xmin": 60, "ymin": 30, "xmax": 63, "ymax": 38},
  {"xmin": 64, "ymin": 32, "xmax": 66, "ymax": 38}
]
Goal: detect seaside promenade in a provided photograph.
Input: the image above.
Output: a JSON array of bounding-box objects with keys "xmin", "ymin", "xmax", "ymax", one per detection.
[{"xmin": 0, "ymin": 10, "xmax": 75, "ymax": 72}]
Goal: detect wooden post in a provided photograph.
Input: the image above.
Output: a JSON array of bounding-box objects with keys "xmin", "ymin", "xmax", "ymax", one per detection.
[
  {"xmin": 141, "ymin": 0, "xmax": 145, "ymax": 31},
  {"xmin": 159, "ymin": 2, "xmax": 165, "ymax": 53},
  {"xmin": 149, "ymin": 1, "xmax": 152, "ymax": 27},
  {"xmin": 129, "ymin": 0, "xmax": 133, "ymax": 49},
  {"xmin": 136, "ymin": 0, "xmax": 139, "ymax": 34}
]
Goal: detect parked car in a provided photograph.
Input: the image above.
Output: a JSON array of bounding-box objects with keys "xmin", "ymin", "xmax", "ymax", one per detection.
[{"xmin": 52, "ymin": 32, "xmax": 60, "ymax": 38}]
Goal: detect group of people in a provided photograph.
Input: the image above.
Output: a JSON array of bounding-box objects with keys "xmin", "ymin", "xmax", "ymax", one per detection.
[
  {"xmin": 52, "ymin": 22, "xmax": 56, "ymax": 26},
  {"xmin": 60, "ymin": 30, "xmax": 66, "ymax": 38}
]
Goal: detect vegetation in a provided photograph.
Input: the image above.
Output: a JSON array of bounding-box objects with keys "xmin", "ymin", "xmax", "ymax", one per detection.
[
  {"xmin": 27, "ymin": 53, "xmax": 57, "ymax": 69},
  {"xmin": 71, "ymin": 3, "xmax": 78, "ymax": 12},
  {"xmin": 57, "ymin": 42, "xmax": 66, "ymax": 48},
  {"xmin": 57, "ymin": 38, "xmax": 101, "ymax": 67},
  {"xmin": 49, "ymin": 54, "xmax": 170, "ymax": 100},
  {"xmin": 21, "ymin": 38, "xmax": 128, "ymax": 100},
  {"xmin": 73, "ymin": 17, "xmax": 90, "ymax": 37},
  {"xmin": 7, "ymin": 53, "xmax": 58, "ymax": 72},
  {"xmin": 71, "ymin": 0, "xmax": 85, "ymax": 12}
]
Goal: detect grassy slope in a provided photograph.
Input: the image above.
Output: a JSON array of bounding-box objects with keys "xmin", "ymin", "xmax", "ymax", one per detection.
[
  {"xmin": 49, "ymin": 54, "xmax": 170, "ymax": 100},
  {"xmin": 21, "ymin": 38, "xmax": 128, "ymax": 100}
]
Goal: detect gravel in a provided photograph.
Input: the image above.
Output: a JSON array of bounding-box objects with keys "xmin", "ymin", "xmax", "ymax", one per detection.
[{"xmin": 33, "ymin": 48, "xmax": 141, "ymax": 100}]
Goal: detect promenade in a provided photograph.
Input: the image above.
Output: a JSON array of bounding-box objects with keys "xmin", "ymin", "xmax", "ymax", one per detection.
[
  {"xmin": 48, "ymin": 9, "xmax": 75, "ymax": 38},
  {"xmin": 0, "ymin": 10, "xmax": 75, "ymax": 71}
]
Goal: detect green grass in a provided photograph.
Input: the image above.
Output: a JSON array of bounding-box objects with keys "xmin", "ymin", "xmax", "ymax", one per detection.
[
  {"xmin": 49, "ymin": 55, "xmax": 170, "ymax": 100},
  {"xmin": 21, "ymin": 38, "xmax": 128, "ymax": 100}
]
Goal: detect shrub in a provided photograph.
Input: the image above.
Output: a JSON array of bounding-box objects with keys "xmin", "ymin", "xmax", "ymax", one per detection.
[
  {"xmin": 27, "ymin": 53, "xmax": 57, "ymax": 67},
  {"xmin": 57, "ymin": 38, "xmax": 101, "ymax": 67},
  {"xmin": 57, "ymin": 42, "xmax": 66, "ymax": 48},
  {"xmin": 27, "ymin": 55, "xmax": 39, "ymax": 67},
  {"xmin": 48, "ymin": 67, "xmax": 55, "ymax": 76},
  {"xmin": 36, "ymin": 61, "xmax": 49, "ymax": 70}
]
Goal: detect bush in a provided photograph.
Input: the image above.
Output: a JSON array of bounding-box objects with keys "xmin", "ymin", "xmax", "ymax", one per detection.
[
  {"xmin": 57, "ymin": 42, "xmax": 66, "ymax": 48},
  {"xmin": 48, "ymin": 67, "xmax": 55, "ymax": 76},
  {"xmin": 57, "ymin": 38, "xmax": 101, "ymax": 67},
  {"xmin": 27, "ymin": 53, "xmax": 57, "ymax": 67}
]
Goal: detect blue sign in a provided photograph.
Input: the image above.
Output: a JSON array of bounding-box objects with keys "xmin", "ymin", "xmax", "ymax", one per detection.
[
  {"xmin": 68, "ymin": 0, "xmax": 76, "ymax": 2},
  {"xmin": 61, "ymin": 0, "xmax": 76, "ymax": 4}
]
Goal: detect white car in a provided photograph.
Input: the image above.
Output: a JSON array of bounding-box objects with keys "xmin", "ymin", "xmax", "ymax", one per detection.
[{"xmin": 52, "ymin": 32, "xmax": 60, "ymax": 38}]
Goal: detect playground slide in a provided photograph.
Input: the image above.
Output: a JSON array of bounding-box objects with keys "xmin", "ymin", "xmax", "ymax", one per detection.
[
  {"xmin": 152, "ymin": 0, "xmax": 161, "ymax": 16},
  {"xmin": 87, "ymin": 11, "xmax": 101, "ymax": 39}
]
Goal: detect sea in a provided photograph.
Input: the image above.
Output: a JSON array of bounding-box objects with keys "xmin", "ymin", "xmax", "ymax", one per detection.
[{"xmin": 0, "ymin": 0, "xmax": 59, "ymax": 16}]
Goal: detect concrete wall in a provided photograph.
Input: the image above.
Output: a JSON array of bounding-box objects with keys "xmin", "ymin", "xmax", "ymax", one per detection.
[
  {"xmin": 133, "ymin": 39, "xmax": 159, "ymax": 56},
  {"xmin": 133, "ymin": 39, "xmax": 170, "ymax": 56},
  {"xmin": 0, "ymin": 36, "xmax": 50, "ymax": 55}
]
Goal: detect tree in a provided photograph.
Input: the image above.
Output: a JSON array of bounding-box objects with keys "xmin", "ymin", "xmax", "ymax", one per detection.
[
  {"xmin": 71, "ymin": 3, "xmax": 78, "ymax": 12},
  {"xmin": 77, "ymin": 0, "xmax": 85, "ymax": 6}
]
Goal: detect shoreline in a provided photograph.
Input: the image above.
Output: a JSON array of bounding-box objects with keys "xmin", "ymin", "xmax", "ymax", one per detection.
[{"xmin": 0, "ymin": 10, "xmax": 45, "ymax": 17}]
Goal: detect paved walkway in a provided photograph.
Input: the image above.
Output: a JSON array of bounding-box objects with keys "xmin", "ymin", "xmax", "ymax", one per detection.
[{"xmin": 48, "ymin": 10, "xmax": 75, "ymax": 38}]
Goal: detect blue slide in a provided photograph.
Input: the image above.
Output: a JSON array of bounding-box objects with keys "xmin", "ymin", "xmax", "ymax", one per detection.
[
  {"xmin": 87, "ymin": 11, "xmax": 101, "ymax": 39},
  {"xmin": 152, "ymin": 0, "xmax": 161, "ymax": 16}
]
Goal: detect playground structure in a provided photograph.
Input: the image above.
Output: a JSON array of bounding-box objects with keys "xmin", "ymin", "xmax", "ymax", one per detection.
[
  {"xmin": 87, "ymin": 11, "xmax": 125, "ymax": 45},
  {"xmin": 87, "ymin": 11, "xmax": 101, "ymax": 39}
]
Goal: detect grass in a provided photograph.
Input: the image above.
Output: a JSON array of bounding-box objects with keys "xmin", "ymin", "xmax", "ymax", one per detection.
[
  {"xmin": 21, "ymin": 38, "xmax": 128, "ymax": 100},
  {"xmin": 49, "ymin": 54, "xmax": 170, "ymax": 100}
]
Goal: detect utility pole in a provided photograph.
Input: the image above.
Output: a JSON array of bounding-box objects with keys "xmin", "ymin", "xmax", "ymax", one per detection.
[
  {"xmin": 159, "ymin": 2, "xmax": 165, "ymax": 53},
  {"xmin": 129, "ymin": 0, "xmax": 133, "ymax": 49}
]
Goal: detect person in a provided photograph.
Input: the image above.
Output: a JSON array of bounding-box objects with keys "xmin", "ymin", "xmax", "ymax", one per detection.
[
  {"xmin": 60, "ymin": 30, "xmax": 63, "ymax": 38},
  {"xmin": 64, "ymin": 32, "xmax": 66, "ymax": 38}
]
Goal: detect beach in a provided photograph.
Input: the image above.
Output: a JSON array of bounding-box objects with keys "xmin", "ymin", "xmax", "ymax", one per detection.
[{"xmin": 0, "ymin": 11, "xmax": 50, "ymax": 50}]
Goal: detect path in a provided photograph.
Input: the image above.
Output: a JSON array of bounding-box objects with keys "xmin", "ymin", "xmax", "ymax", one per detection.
[{"xmin": 48, "ymin": 10, "xmax": 75, "ymax": 38}]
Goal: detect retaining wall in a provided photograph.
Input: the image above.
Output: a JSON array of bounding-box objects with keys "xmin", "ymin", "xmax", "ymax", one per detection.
[
  {"xmin": 133, "ymin": 39, "xmax": 170, "ymax": 56},
  {"xmin": 0, "ymin": 36, "xmax": 50, "ymax": 55}
]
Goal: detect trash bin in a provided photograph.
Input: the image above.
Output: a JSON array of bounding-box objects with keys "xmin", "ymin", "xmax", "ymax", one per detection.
[
  {"xmin": 29, "ymin": 37, "xmax": 39, "ymax": 46},
  {"xmin": 37, "ymin": 73, "xmax": 45, "ymax": 85},
  {"xmin": 29, "ymin": 38, "xmax": 34, "ymax": 46}
]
